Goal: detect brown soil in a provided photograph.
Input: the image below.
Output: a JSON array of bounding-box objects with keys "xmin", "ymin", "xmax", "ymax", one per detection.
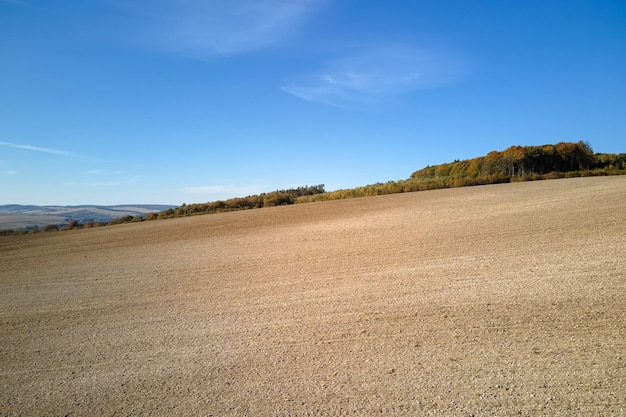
[{"xmin": 1, "ymin": 176, "xmax": 625, "ymax": 416}]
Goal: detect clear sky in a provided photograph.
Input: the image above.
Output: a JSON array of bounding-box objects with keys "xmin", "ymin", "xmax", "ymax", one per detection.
[{"xmin": 1, "ymin": 0, "xmax": 625, "ymax": 206}]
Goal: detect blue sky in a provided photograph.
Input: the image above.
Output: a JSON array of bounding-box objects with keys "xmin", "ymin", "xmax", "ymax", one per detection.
[{"xmin": 1, "ymin": 0, "xmax": 625, "ymax": 205}]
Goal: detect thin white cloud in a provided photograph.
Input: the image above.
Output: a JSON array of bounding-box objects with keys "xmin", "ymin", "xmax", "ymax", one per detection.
[
  {"xmin": 5, "ymin": 170, "xmax": 18, "ymax": 175},
  {"xmin": 86, "ymin": 169, "xmax": 105, "ymax": 175},
  {"xmin": 282, "ymin": 44, "xmax": 463, "ymax": 108},
  {"xmin": 182, "ymin": 184, "xmax": 269, "ymax": 199},
  {"xmin": 120, "ymin": 0, "xmax": 325, "ymax": 57},
  {"xmin": 67, "ymin": 181, "xmax": 120, "ymax": 187},
  {"xmin": 67, "ymin": 175, "xmax": 141, "ymax": 188},
  {"xmin": 86, "ymin": 169, "xmax": 123, "ymax": 175},
  {"xmin": 0, "ymin": 141, "xmax": 83, "ymax": 158}
]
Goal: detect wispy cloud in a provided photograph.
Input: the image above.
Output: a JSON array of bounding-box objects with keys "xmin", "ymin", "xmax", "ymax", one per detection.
[
  {"xmin": 182, "ymin": 184, "xmax": 269, "ymax": 199},
  {"xmin": 120, "ymin": 0, "xmax": 325, "ymax": 57},
  {"xmin": 67, "ymin": 175, "xmax": 142, "ymax": 188},
  {"xmin": 86, "ymin": 169, "xmax": 123, "ymax": 176},
  {"xmin": 282, "ymin": 44, "xmax": 463, "ymax": 108},
  {"xmin": 68, "ymin": 181, "xmax": 120, "ymax": 187},
  {"xmin": 0, "ymin": 141, "xmax": 83, "ymax": 158},
  {"xmin": 0, "ymin": 0, "xmax": 26, "ymax": 5},
  {"xmin": 4, "ymin": 170, "xmax": 18, "ymax": 175}
]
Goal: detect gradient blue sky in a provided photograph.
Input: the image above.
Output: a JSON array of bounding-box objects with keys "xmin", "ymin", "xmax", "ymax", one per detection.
[{"xmin": 1, "ymin": 0, "xmax": 625, "ymax": 205}]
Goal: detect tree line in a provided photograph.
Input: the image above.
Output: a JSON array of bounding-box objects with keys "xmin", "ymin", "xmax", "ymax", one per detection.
[
  {"xmin": 0, "ymin": 185, "xmax": 326, "ymax": 235},
  {"xmin": 2, "ymin": 142, "xmax": 624, "ymax": 236},
  {"xmin": 297, "ymin": 142, "xmax": 625, "ymax": 202},
  {"xmin": 159, "ymin": 184, "xmax": 326, "ymax": 219}
]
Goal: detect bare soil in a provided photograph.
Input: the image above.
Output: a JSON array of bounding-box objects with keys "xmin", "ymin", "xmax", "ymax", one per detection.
[{"xmin": 1, "ymin": 176, "xmax": 625, "ymax": 416}]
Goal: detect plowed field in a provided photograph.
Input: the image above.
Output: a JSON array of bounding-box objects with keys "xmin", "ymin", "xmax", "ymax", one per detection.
[{"xmin": 1, "ymin": 176, "xmax": 625, "ymax": 416}]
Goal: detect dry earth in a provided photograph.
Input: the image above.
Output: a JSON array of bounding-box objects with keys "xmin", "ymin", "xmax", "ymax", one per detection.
[{"xmin": 1, "ymin": 176, "xmax": 625, "ymax": 416}]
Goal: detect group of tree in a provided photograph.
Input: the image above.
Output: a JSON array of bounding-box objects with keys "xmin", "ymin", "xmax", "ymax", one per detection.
[
  {"xmin": 158, "ymin": 184, "xmax": 326, "ymax": 219},
  {"xmin": 2, "ymin": 141, "xmax": 624, "ymax": 236},
  {"xmin": 297, "ymin": 142, "xmax": 625, "ymax": 202}
]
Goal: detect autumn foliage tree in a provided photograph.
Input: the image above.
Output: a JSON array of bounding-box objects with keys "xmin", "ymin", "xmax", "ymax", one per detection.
[
  {"xmin": 299, "ymin": 142, "xmax": 624, "ymax": 203},
  {"xmin": 410, "ymin": 141, "xmax": 596, "ymax": 182}
]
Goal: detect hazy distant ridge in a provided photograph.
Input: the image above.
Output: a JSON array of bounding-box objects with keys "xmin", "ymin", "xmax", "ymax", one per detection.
[{"xmin": 0, "ymin": 204, "xmax": 174, "ymax": 230}]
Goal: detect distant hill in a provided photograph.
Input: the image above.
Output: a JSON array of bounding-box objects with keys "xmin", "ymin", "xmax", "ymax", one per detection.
[
  {"xmin": 2, "ymin": 142, "xmax": 624, "ymax": 235},
  {"xmin": 0, "ymin": 204, "xmax": 175, "ymax": 230}
]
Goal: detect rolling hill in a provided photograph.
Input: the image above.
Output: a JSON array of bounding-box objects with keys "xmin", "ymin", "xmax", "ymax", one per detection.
[
  {"xmin": 1, "ymin": 176, "xmax": 624, "ymax": 415},
  {"xmin": 0, "ymin": 204, "xmax": 174, "ymax": 230}
]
